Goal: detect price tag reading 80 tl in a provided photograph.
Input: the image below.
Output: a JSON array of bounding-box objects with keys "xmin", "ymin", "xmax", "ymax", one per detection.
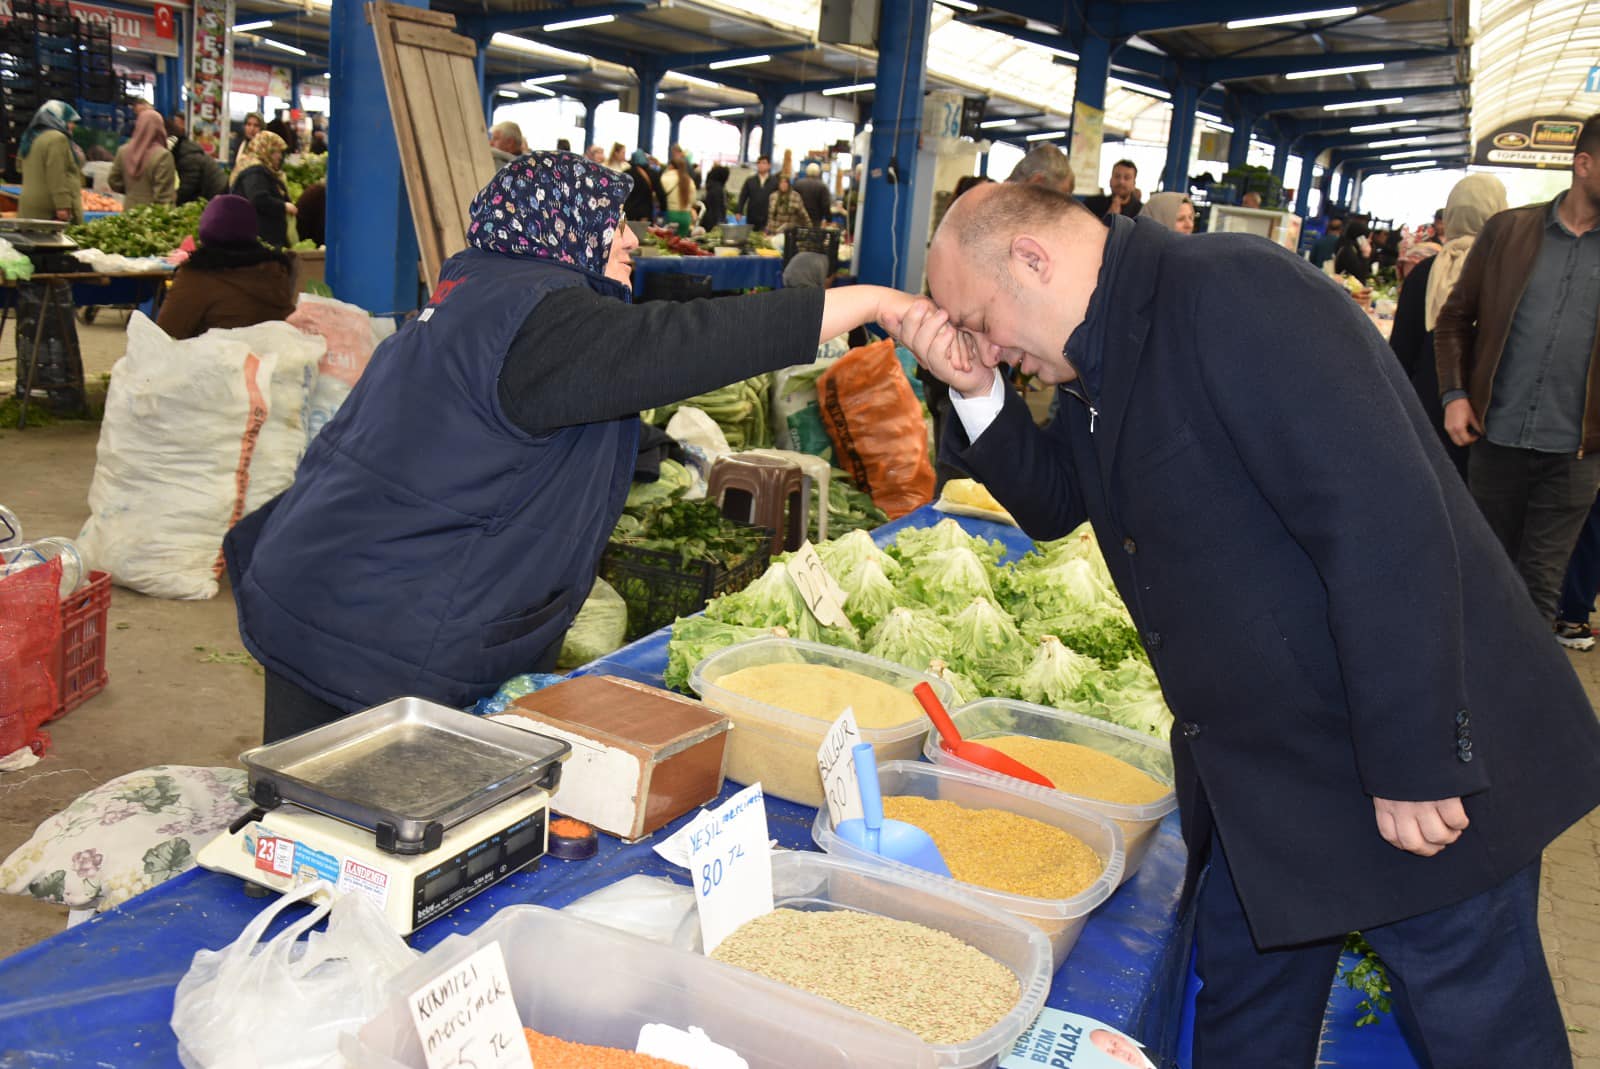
[
  {"xmin": 685, "ymin": 783, "xmax": 774, "ymax": 954},
  {"xmin": 787, "ymin": 541, "xmax": 850, "ymax": 629}
]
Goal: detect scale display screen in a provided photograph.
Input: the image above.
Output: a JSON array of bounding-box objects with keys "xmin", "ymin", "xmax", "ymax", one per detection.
[{"xmin": 412, "ymin": 808, "xmax": 547, "ymax": 929}]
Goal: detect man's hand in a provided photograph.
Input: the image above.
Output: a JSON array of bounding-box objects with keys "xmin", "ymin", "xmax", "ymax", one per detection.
[
  {"xmin": 54, "ymin": 209, "xmax": 70, "ymax": 222},
  {"xmin": 1443, "ymin": 397, "xmax": 1482, "ymax": 447},
  {"xmin": 1373, "ymin": 796, "xmax": 1469, "ymax": 857},
  {"xmin": 882, "ymin": 296, "xmax": 996, "ymax": 397},
  {"xmin": 285, "ymin": 203, "xmax": 299, "ymax": 217}
]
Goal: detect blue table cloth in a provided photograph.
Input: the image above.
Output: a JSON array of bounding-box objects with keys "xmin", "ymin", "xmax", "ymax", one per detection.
[
  {"xmin": 631, "ymin": 253, "xmax": 783, "ymax": 298},
  {"xmin": 0, "ymin": 507, "xmax": 1419, "ymax": 1067}
]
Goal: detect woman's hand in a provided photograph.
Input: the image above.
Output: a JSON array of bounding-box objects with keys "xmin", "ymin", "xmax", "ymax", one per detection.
[
  {"xmin": 285, "ymin": 203, "xmax": 299, "ymax": 216},
  {"xmin": 884, "ymin": 297, "xmax": 996, "ymax": 398}
]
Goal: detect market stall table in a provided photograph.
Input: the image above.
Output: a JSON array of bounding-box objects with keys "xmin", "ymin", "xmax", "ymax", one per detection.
[
  {"xmin": 0, "ymin": 508, "xmax": 1421, "ymax": 1067},
  {"xmin": 631, "ymin": 252, "xmax": 783, "ymax": 298}
]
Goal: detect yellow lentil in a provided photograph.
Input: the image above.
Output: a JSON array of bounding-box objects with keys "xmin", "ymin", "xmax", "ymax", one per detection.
[
  {"xmin": 881, "ymin": 795, "xmax": 1103, "ymax": 899},
  {"xmin": 980, "ymin": 735, "xmax": 1168, "ymax": 806}
]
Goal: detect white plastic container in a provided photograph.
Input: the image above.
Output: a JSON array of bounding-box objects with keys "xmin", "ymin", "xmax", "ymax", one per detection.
[
  {"xmin": 811, "ymin": 761, "xmax": 1123, "ymax": 971},
  {"xmin": 679, "ymin": 850, "xmax": 1054, "ymax": 1069},
  {"xmin": 344, "ymin": 902, "xmax": 939, "ymax": 1069},
  {"xmin": 922, "ymin": 699, "xmax": 1176, "ymax": 880},
  {"xmin": 690, "ymin": 637, "xmax": 953, "ymax": 806}
]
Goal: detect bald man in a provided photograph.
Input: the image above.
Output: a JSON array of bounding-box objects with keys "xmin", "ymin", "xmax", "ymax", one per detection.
[{"xmin": 886, "ymin": 182, "xmax": 1599, "ymax": 1068}]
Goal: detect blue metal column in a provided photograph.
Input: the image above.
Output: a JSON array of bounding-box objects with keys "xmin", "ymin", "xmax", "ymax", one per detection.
[
  {"xmin": 635, "ymin": 66, "xmax": 661, "ymax": 154},
  {"xmin": 1296, "ymin": 150, "xmax": 1316, "ymax": 216},
  {"xmin": 1069, "ymin": 32, "xmax": 1108, "ymax": 168},
  {"xmin": 1319, "ymin": 160, "xmax": 1337, "ymax": 211},
  {"xmin": 739, "ymin": 119, "xmax": 752, "ymax": 160},
  {"xmin": 758, "ymin": 92, "xmax": 780, "ymax": 161},
  {"xmin": 1270, "ymin": 136, "xmax": 1290, "ymax": 182},
  {"xmin": 1225, "ymin": 96, "xmax": 1253, "ymax": 172},
  {"xmin": 474, "ymin": 36, "xmax": 491, "ymax": 125},
  {"xmin": 583, "ymin": 100, "xmax": 598, "ymax": 151},
  {"xmin": 978, "ymin": 150, "xmax": 988, "ymax": 177},
  {"xmin": 291, "ymin": 71, "xmax": 303, "ymax": 111},
  {"xmin": 856, "ymin": 0, "xmax": 931, "ymax": 289},
  {"xmin": 1162, "ymin": 81, "xmax": 1198, "ymax": 194},
  {"xmin": 667, "ymin": 111, "xmax": 683, "ymax": 150},
  {"xmin": 327, "ymin": 0, "xmax": 423, "ymax": 314}
]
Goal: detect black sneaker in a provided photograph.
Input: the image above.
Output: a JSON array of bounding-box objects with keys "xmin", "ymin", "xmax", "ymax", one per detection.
[{"xmin": 1556, "ymin": 620, "xmax": 1596, "ymax": 651}]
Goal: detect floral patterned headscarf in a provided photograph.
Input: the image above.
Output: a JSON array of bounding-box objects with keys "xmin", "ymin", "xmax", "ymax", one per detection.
[{"xmin": 467, "ymin": 151, "xmax": 632, "ymax": 277}]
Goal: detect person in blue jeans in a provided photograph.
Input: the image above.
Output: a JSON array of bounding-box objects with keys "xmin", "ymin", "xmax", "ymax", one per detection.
[{"xmin": 1557, "ymin": 491, "xmax": 1600, "ymax": 649}]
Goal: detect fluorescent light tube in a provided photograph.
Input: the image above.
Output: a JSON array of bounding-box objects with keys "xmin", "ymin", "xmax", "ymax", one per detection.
[
  {"xmin": 1349, "ymin": 118, "xmax": 1417, "ymax": 132},
  {"xmin": 1366, "ymin": 136, "xmax": 1426, "ymax": 147},
  {"xmin": 524, "ymin": 74, "xmax": 567, "ymax": 85},
  {"xmin": 708, "ymin": 54, "xmax": 771, "ymax": 69},
  {"xmin": 1285, "ymin": 62, "xmax": 1385, "ymax": 80},
  {"xmin": 710, "ymin": 107, "xmax": 745, "ymax": 117},
  {"xmin": 1025, "ymin": 130, "xmax": 1065, "ymax": 141},
  {"xmin": 256, "ymin": 37, "xmax": 307, "ymax": 56},
  {"xmin": 1324, "ymin": 96, "xmax": 1403, "ymax": 111},
  {"xmin": 821, "ymin": 82, "xmax": 875, "ymax": 96},
  {"xmin": 1227, "ymin": 7, "xmax": 1358, "ymax": 29},
  {"xmin": 1109, "ymin": 77, "xmax": 1170, "ymax": 100},
  {"xmin": 979, "ymin": 118, "xmax": 1016, "ymax": 128},
  {"xmin": 232, "ymin": 19, "xmax": 273, "ymax": 32},
  {"xmin": 543, "ymin": 13, "xmax": 614, "ymax": 31}
]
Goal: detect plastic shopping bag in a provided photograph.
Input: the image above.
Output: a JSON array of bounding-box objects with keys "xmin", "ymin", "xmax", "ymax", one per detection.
[
  {"xmin": 171, "ymin": 880, "xmax": 417, "ymax": 1069},
  {"xmin": 817, "ymin": 340, "xmax": 936, "ymax": 520}
]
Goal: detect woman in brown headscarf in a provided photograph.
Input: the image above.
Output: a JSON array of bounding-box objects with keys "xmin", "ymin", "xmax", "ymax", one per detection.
[
  {"xmin": 230, "ymin": 130, "xmax": 297, "ymax": 248},
  {"xmin": 110, "ymin": 108, "xmax": 175, "ymax": 207}
]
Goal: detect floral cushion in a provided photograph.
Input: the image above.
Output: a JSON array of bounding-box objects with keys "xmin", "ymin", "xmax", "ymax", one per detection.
[{"xmin": 0, "ymin": 766, "xmax": 250, "ymax": 911}]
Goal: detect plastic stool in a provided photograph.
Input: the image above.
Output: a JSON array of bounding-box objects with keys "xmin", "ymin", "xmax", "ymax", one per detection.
[
  {"xmin": 707, "ymin": 454, "xmax": 808, "ymax": 555},
  {"xmin": 742, "ymin": 449, "xmax": 831, "ymax": 542}
]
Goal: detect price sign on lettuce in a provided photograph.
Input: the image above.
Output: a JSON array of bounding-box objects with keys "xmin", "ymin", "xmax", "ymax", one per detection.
[{"xmin": 787, "ymin": 541, "xmax": 850, "ymax": 628}]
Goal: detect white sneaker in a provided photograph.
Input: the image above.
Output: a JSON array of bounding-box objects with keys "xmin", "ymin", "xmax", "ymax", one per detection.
[{"xmin": 1556, "ymin": 621, "xmax": 1596, "ymax": 651}]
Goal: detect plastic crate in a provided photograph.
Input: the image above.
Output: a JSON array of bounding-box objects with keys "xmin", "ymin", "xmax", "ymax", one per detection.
[
  {"xmin": 782, "ymin": 225, "xmax": 842, "ymax": 272},
  {"xmin": 50, "ymin": 569, "xmax": 109, "ymax": 721},
  {"xmin": 600, "ymin": 528, "xmax": 772, "ymax": 640}
]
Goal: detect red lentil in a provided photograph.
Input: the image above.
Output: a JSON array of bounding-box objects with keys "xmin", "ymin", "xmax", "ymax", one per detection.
[{"xmin": 524, "ymin": 1028, "xmax": 689, "ymax": 1067}]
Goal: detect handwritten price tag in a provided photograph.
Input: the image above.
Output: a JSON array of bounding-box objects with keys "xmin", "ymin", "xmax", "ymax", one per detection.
[
  {"xmin": 787, "ymin": 541, "xmax": 850, "ymax": 629},
  {"xmin": 816, "ymin": 709, "xmax": 864, "ymax": 826},
  {"xmin": 683, "ymin": 783, "xmax": 773, "ymax": 954},
  {"xmin": 408, "ymin": 942, "xmax": 533, "ymax": 1069}
]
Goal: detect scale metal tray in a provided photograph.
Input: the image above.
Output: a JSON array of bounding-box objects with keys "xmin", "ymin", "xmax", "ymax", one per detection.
[{"xmin": 240, "ymin": 697, "xmax": 570, "ymax": 854}]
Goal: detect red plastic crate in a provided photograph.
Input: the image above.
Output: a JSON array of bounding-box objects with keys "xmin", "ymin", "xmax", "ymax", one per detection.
[{"xmin": 50, "ymin": 569, "xmax": 109, "ymax": 721}]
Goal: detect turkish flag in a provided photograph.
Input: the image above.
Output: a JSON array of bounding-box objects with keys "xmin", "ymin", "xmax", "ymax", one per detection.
[{"xmin": 154, "ymin": 4, "xmax": 174, "ymax": 39}]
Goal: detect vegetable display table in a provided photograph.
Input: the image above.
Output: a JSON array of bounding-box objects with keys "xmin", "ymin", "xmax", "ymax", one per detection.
[
  {"xmin": 631, "ymin": 252, "xmax": 783, "ymax": 298},
  {"xmin": 0, "ymin": 507, "xmax": 1420, "ymax": 1067}
]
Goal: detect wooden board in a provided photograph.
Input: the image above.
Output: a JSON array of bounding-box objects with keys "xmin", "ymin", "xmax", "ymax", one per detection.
[{"xmin": 367, "ymin": 1, "xmax": 497, "ymax": 289}]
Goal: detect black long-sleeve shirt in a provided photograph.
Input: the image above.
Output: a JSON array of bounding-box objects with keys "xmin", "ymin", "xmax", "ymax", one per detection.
[{"xmin": 497, "ymin": 284, "xmax": 824, "ymax": 436}]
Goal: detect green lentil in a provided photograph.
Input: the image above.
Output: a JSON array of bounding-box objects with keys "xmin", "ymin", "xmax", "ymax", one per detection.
[{"xmin": 709, "ymin": 908, "xmax": 1019, "ymax": 1045}]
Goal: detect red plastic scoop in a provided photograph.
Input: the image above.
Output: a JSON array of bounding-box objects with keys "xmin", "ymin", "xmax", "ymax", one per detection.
[{"xmin": 914, "ymin": 682, "xmax": 1056, "ymax": 789}]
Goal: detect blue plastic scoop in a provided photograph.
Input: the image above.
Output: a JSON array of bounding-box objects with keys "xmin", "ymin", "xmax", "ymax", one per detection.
[{"xmin": 833, "ymin": 743, "xmax": 952, "ymax": 877}]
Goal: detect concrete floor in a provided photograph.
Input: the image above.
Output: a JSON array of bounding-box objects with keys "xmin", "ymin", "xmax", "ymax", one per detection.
[{"xmin": 0, "ymin": 314, "xmax": 1597, "ymax": 1064}]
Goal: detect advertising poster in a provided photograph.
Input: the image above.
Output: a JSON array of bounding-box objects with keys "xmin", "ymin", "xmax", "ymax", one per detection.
[
  {"xmin": 0, "ymin": 0, "xmax": 179, "ymax": 57},
  {"xmin": 1070, "ymin": 101, "xmax": 1105, "ymax": 192},
  {"xmin": 1001, "ymin": 1009, "xmax": 1159, "ymax": 1069},
  {"xmin": 187, "ymin": 0, "xmax": 233, "ymax": 158},
  {"xmin": 1473, "ymin": 116, "xmax": 1584, "ymax": 169}
]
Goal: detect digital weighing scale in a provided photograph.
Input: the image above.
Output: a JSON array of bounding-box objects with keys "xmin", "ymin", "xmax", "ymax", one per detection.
[{"xmin": 198, "ymin": 698, "xmax": 571, "ymax": 934}]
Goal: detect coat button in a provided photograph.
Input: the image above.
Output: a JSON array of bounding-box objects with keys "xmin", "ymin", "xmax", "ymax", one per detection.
[
  {"xmin": 1181, "ymin": 721, "xmax": 1202, "ymax": 739},
  {"xmin": 1145, "ymin": 631, "xmax": 1163, "ymax": 650},
  {"xmin": 1123, "ymin": 537, "xmax": 1137, "ymax": 555},
  {"xmin": 1455, "ymin": 710, "xmax": 1469, "ymax": 726},
  {"xmin": 1459, "ymin": 747, "xmax": 1474, "ymax": 763}
]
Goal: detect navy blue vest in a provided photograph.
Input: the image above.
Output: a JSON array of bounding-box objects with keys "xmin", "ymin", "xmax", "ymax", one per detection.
[{"xmin": 229, "ymin": 249, "xmax": 639, "ymax": 711}]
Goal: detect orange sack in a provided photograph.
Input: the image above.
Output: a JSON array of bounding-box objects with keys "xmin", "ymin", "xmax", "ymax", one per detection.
[{"xmin": 818, "ymin": 340, "xmax": 935, "ymax": 519}]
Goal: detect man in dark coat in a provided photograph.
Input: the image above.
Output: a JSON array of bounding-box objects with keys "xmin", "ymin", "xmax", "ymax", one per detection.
[
  {"xmin": 166, "ymin": 113, "xmax": 227, "ymax": 204},
  {"xmin": 887, "ymin": 181, "xmax": 1600, "ymax": 1067},
  {"xmin": 735, "ymin": 154, "xmax": 780, "ymax": 232}
]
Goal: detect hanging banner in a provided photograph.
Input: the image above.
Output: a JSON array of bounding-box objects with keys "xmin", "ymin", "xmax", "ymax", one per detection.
[
  {"xmin": 1473, "ymin": 116, "xmax": 1584, "ymax": 169},
  {"xmin": 187, "ymin": 0, "xmax": 233, "ymax": 159},
  {"xmin": 0, "ymin": 0, "xmax": 180, "ymax": 57},
  {"xmin": 1070, "ymin": 100, "xmax": 1104, "ymax": 192},
  {"xmin": 233, "ymin": 60, "xmax": 291, "ymax": 99}
]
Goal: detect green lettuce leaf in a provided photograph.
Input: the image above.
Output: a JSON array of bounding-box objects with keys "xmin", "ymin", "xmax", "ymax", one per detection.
[{"xmin": 866, "ymin": 607, "xmax": 953, "ymax": 672}]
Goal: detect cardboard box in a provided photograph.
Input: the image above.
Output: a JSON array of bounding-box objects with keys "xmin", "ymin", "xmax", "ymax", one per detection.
[{"xmin": 507, "ymin": 676, "xmax": 730, "ymax": 841}]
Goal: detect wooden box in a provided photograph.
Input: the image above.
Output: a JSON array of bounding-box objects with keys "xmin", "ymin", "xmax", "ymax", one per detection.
[{"xmin": 507, "ymin": 675, "xmax": 731, "ymax": 842}]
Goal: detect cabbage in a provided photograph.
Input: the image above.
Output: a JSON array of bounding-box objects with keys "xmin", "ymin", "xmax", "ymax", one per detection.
[
  {"xmin": 557, "ymin": 577, "xmax": 628, "ymax": 669},
  {"xmin": 889, "ymin": 518, "xmax": 1006, "ymax": 567},
  {"xmin": 1067, "ymin": 657, "xmax": 1173, "ymax": 738},
  {"xmin": 705, "ymin": 560, "xmax": 860, "ymax": 647},
  {"xmin": 947, "ymin": 596, "xmax": 1025, "ymax": 676},
  {"xmin": 866, "ymin": 607, "xmax": 952, "ymax": 672},
  {"xmin": 839, "ymin": 558, "xmax": 903, "ymax": 631},
  {"xmin": 1007, "ymin": 635, "xmax": 1099, "ymax": 708},
  {"xmin": 1032, "ymin": 522, "xmax": 1116, "ymax": 588},
  {"xmin": 900, "ymin": 547, "xmax": 995, "ymax": 614},
  {"xmin": 927, "ymin": 658, "xmax": 981, "ymax": 706},
  {"xmin": 664, "ymin": 616, "xmax": 777, "ymax": 691},
  {"xmin": 1005, "ymin": 556, "xmax": 1125, "ymax": 624},
  {"xmin": 818, "ymin": 528, "xmax": 901, "ymax": 582},
  {"xmin": 1019, "ymin": 614, "xmax": 1145, "ymax": 669}
]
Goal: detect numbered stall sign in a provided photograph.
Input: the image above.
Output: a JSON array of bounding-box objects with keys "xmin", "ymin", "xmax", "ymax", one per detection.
[
  {"xmin": 787, "ymin": 541, "xmax": 850, "ymax": 629},
  {"xmin": 408, "ymin": 942, "xmax": 533, "ymax": 1069},
  {"xmin": 817, "ymin": 708, "xmax": 865, "ymax": 826},
  {"xmin": 683, "ymin": 783, "xmax": 774, "ymax": 953}
]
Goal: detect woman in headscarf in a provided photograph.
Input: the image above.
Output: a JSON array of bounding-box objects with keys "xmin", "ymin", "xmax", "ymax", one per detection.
[
  {"xmin": 223, "ymin": 152, "xmax": 917, "ymax": 741},
  {"xmin": 701, "ymin": 164, "xmax": 730, "ymax": 226},
  {"xmin": 1142, "ymin": 191, "xmax": 1195, "ymax": 234},
  {"xmin": 230, "ymin": 130, "xmax": 296, "ymax": 247},
  {"xmin": 622, "ymin": 149, "xmax": 657, "ymax": 221},
  {"xmin": 1334, "ymin": 218, "xmax": 1372, "ymax": 282},
  {"xmin": 765, "ymin": 174, "xmax": 812, "ymax": 234},
  {"xmin": 18, "ymin": 100, "xmax": 82, "ymax": 223},
  {"xmin": 1387, "ymin": 173, "xmax": 1508, "ymax": 479},
  {"xmin": 109, "ymin": 108, "xmax": 176, "ymax": 207},
  {"xmin": 156, "ymin": 194, "xmax": 297, "ymax": 340}
]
